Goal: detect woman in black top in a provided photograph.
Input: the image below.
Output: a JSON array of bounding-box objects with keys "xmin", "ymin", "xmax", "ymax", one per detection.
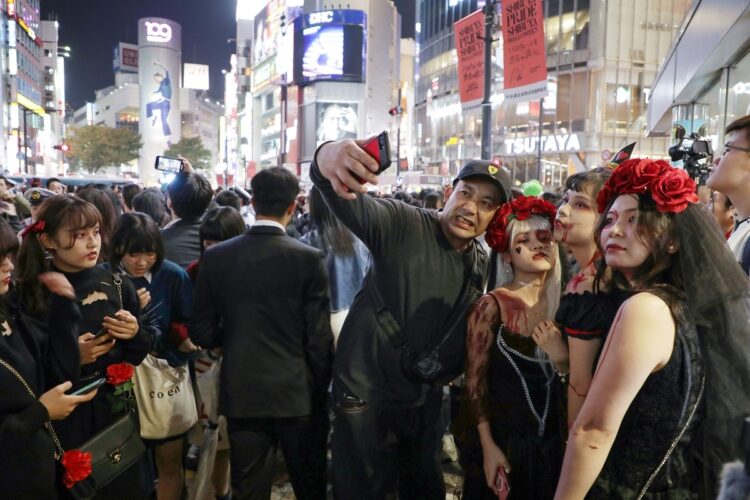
[
  {"xmin": 555, "ymin": 159, "xmax": 750, "ymax": 498},
  {"xmin": 17, "ymin": 195, "xmax": 148, "ymax": 499},
  {"xmin": 0, "ymin": 218, "xmax": 97, "ymax": 498}
]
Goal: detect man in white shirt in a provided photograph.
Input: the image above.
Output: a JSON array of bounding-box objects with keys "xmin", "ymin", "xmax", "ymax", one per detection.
[{"xmin": 707, "ymin": 115, "xmax": 750, "ymax": 273}]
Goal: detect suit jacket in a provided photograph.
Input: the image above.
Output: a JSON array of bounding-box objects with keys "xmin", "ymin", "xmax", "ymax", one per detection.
[
  {"xmin": 191, "ymin": 225, "xmax": 334, "ymax": 419},
  {"xmin": 161, "ymin": 218, "xmax": 202, "ymax": 269}
]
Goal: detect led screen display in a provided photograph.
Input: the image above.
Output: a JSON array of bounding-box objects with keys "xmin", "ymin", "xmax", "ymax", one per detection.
[{"xmin": 294, "ymin": 10, "xmax": 365, "ymax": 85}]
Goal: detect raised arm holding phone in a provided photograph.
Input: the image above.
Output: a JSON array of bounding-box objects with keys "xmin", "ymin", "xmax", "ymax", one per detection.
[{"xmin": 311, "ymin": 135, "xmax": 512, "ymax": 499}]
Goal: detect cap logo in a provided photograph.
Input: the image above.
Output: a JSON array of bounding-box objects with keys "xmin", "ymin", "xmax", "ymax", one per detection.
[
  {"xmin": 488, "ymin": 165, "xmax": 498, "ymax": 175},
  {"xmin": 31, "ymin": 191, "xmax": 41, "ymax": 200}
]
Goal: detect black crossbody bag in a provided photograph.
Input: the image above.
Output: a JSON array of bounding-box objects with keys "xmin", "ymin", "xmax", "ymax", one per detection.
[{"xmin": 371, "ymin": 240, "xmax": 488, "ymax": 385}]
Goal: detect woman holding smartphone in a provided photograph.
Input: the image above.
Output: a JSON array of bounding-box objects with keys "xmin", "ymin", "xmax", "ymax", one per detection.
[
  {"xmin": 456, "ymin": 196, "xmax": 567, "ymax": 499},
  {"xmin": 0, "ymin": 218, "xmax": 98, "ymax": 497},
  {"xmin": 17, "ymin": 195, "xmax": 148, "ymax": 499}
]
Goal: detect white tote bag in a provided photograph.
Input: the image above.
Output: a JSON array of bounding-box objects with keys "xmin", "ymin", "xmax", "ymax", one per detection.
[{"xmin": 133, "ymin": 354, "xmax": 199, "ymax": 440}]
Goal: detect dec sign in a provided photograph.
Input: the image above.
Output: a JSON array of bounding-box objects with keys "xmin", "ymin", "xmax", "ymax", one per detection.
[{"xmin": 145, "ymin": 21, "xmax": 172, "ymax": 43}]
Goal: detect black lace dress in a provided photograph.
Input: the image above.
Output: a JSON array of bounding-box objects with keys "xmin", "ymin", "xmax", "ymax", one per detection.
[
  {"xmin": 588, "ymin": 321, "xmax": 705, "ymax": 499},
  {"xmin": 455, "ymin": 298, "xmax": 565, "ymax": 499}
]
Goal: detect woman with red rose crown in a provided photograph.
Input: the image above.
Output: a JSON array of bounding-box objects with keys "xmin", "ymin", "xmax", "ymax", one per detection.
[
  {"xmin": 17, "ymin": 195, "xmax": 149, "ymax": 499},
  {"xmin": 0, "ymin": 217, "xmax": 99, "ymax": 498},
  {"xmin": 453, "ymin": 196, "xmax": 568, "ymax": 499},
  {"xmin": 555, "ymin": 159, "xmax": 750, "ymax": 498}
]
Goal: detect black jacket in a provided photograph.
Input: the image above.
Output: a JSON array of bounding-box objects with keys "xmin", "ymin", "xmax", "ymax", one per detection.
[
  {"xmin": 191, "ymin": 225, "xmax": 334, "ymax": 419},
  {"xmin": 0, "ymin": 293, "xmax": 81, "ymax": 499},
  {"xmin": 161, "ymin": 218, "xmax": 202, "ymax": 269}
]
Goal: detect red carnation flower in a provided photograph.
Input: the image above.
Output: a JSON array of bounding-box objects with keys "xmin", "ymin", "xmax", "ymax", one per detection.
[
  {"xmin": 631, "ymin": 159, "xmax": 670, "ymax": 191},
  {"xmin": 106, "ymin": 362, "xmax": 134, "ymax": 386},
  {"xmin": 650, "ymin": 168, "xmax": 698, "ymax": 213},
  {"xmin": 62, "ymin": 450, "xmax": 92, "ymax": 489}
]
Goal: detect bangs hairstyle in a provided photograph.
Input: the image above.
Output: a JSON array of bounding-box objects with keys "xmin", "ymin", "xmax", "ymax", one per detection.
[
  {"xmin": 0, "ymin": 219, "xmax": 19, "ymax": 258},
  {"xmin": 564, "ymin": 167, "xmax": 612, "ymax": 200},
  {"xmin": 199, "ymin": 207, "xmax": 246, "ymax": 253},
  {"xmin": 500, "ymin": 214, "xmax": 562, "ymax": 319},
  {"xmin": 18, "ymin": 195, "xmax": 101, "ymax": 315},
  {"xmin": 594, "ymin": 193, "xmax": 685, "ymax": 318},
  {"xmin": 110, "ymin": 212, "xmax": 165, "ymax": 274}
]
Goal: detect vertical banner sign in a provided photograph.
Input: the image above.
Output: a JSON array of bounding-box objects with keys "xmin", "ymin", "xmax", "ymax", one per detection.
[
  {"xmin": 502, "ymin": 0, "xmax": 548, "ymax": 103},
  {"xmin": 454, "ymin": 10, "xmax": 485, "ymax": 110}
]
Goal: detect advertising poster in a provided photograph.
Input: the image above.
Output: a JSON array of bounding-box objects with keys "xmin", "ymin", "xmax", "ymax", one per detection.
[
  {"xmin": 454, "ymin": 10, "xmax": 485, "ymax": 109},
  {"xmin": 138, "ymin": 17, "xmax": 182, "ymax": 183},
  {"xmin": 316, "ymin": 103, "xmax": 358, "ymax": 145},
  {"xmin": 502, "ymin": 0, "xmax": 548, "ymax": 103}
]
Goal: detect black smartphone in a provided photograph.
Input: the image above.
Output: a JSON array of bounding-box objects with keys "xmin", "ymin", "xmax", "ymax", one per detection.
[
  {"xmin": 154, "ymin": 155, "xmax": 184, "ymax": 174},
  {"xmin": 361, "ymin": 131, "xmax": 392, "ymax": 175},
  {"xmin": 70, "ymin": 378, "xmax": 106, "ymax": 396},
  {"xmin": 93, "ymin": 326, "xmax": 109, "ymax": 339}
]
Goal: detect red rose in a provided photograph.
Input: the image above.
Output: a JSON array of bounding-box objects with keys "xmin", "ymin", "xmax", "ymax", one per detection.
[
  {"xmin": 485, "ymin": 204, "xmax": 511, "ymax": 253},
  {"xmin": 631, "ymin": 159, "xmax": 670, "ymax": 191},
  {"xmin": 596, "ymin": 186, "xmax": 613, "ymax": 213},
  {"xmin": 650, "ymin": 168, "xmax": 698, "ymax": 213},
  {"xmin": 608, "ymin": 161, "xmax": 638, "ymax": 194},
  {"xmin": 62, "ymin": 450, "xmax": 92, "ymax": 488},
  {"xmin": 528, "ymin": 198, "xmax": 557, "ymax": 225},
  {"xmin": 106, "ymin": 362, "xmax": 134, "ymax": 386}
]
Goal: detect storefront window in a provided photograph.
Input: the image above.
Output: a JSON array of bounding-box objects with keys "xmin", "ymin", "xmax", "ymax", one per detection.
[{"xmin": 727, "ymin": 52, "xmax": 750, "ymax": 124}]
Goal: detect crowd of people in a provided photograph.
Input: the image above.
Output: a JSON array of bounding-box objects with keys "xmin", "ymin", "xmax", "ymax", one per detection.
[{"xmin": 1, "ymin": 114, "xmax": 750, "ymax": 500}]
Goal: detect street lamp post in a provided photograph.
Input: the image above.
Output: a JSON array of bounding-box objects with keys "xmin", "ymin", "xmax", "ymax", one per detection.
[{"xmin": 480, "ymin": 0, "xmax": 497, "ymax": 161}]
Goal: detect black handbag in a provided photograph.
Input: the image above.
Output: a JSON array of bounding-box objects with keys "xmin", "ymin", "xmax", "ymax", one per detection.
[{"xmin": 76, "ymin": 411, "xmax": 145, "ymax": 493}]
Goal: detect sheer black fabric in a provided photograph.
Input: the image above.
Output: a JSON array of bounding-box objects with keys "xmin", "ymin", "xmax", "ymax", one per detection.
[{"xmin": 672, "ymin": 205, "xmax": 750, "ymax": 494}]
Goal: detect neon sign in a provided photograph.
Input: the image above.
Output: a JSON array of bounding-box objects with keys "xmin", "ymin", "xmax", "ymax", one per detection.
[
  {"xmin": 309, "ymin": 11, "xmax": 333, "ymax": 24},
  {"xmin": 503, "ymin": 134, "xmax": 582, "ymax": 155},
  {"xmin": 145, "ymin": 21, "xmax": 172, "ymax": 43}
]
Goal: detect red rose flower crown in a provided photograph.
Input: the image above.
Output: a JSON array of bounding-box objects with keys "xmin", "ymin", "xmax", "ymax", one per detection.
[
  {"xmin": 485, "ymin": 195, "xmax": 557, "ymax": 253},
  {"xmin": 596, "ymin": 158, "xmax": 698, "ymax": 214}
]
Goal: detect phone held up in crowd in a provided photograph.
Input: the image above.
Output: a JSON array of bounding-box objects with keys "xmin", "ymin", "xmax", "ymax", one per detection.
[{"xmin": 154, "ymin": 155, "xmax": 184, "ymax": 174}]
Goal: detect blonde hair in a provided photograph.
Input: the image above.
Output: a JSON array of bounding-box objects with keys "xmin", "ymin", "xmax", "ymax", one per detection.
[{"xmin": 497, "ymin": 215, "xmax": 561, "ymax": 318}]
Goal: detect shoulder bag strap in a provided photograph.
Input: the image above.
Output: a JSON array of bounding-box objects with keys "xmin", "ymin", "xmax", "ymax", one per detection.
[
  {"xmin": 0, "ymin": 357, "xmax": 65, "ymax": 459},
  {"xmin": 636, "ymin": 330, "xmax": 705, "ymax": 499},
  {"xmin": 112, "ymin": 273, "xmax": 124, "ymax": 309}
]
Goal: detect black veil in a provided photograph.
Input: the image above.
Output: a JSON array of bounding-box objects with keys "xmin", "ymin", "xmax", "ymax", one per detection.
[{"xmin": 674, "ymin": 204, "xmax": 750, "ymax": 490}]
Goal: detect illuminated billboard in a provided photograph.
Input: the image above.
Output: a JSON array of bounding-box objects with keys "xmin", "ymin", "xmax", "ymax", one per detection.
[
  {"xmin": 293, "ymin": 9, "xmax": 366, "ymax": 85},
  {"xmin": 316, "ymin": 102, "xmax": 358, "ymax": 145},
  {"xmin": 113, "ymin": 42, "xmax": 139, "ymax": 73},
  {"xmin": 184, "ymin": 63, "xmax": 209, "ymax": 90}
]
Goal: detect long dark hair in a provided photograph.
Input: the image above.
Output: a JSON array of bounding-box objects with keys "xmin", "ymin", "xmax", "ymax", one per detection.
[
  {"xmin": 594, "ymin": 192, "xmax": 685, "ymax": 320},
  {"xmin": 308, "ymin": 186, "xmax": 355, "ymax": 254},
  {"xmin": 18, "ymin": 196, "xmax": 101, "ymax": 315},
  {"xmin": 110, "ymin": 212, "xmax": 165, "ymax": 274}
]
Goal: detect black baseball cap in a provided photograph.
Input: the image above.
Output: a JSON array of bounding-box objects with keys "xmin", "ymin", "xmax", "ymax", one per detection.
[{"xmin": 453, "ymin": 160, "xmax": 512, "ymax": 203}]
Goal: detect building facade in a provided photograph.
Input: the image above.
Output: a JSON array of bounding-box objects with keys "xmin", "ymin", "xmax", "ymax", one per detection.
[
  {"xmin": 647, "ymin": 0, "xmax": 750, "ymax": 153},
  {"xmin": 3, "ymin": 0, "xmax": 44, "ymax": 174},
  {"xmin": 235, "ymin": 0, "xmax": 401, "ymax": 185},
  {"xmin": 415, "ymin": 0, "xmax": 692, "ymax": 188}
]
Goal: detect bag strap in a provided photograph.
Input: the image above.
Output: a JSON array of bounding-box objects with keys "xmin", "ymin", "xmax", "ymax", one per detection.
[
  {"xmin": 112, "ymin": 273, "xmax": 124, "ymax": 309},
  {"xmin": 0, "ymin": 357, "xmax": 65, "ymax": 460},
  {"xmin": 369, "ymin": 239, "xmax": 486, "ymax": 350},
  {"xmin": 636, "ymin": 330, "xmax": 705, "ymax": 499}
]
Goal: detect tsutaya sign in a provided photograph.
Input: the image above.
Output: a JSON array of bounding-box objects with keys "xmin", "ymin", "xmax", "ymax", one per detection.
[{"xmin": 503, "ymin": 133, "xmax": 581, "ymax": 155}]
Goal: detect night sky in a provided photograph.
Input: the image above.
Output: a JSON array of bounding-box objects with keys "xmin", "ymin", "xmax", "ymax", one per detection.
[{"xmin": 42, "ymin": 1, "xmax": 416, "ymax": 110}]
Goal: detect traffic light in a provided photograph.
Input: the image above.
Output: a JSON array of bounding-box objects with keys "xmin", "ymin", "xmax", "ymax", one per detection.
[{"xmin": 53, "ymin": 144, "xmax": 70, "ymax": 152}]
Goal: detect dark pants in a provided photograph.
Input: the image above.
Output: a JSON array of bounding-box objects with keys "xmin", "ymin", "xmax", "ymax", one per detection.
[
  {"xmin": 331, "ymin": 381, "xmax": 445, "ymax": 500},
  {"xmin": 227, "ymin": 413, "xmax": 328, "ymax": 500}
]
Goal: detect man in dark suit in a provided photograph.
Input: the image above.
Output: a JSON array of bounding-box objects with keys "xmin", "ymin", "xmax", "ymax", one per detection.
[
  {"xmin": 161, "ymin": 162, "xmax": 213, "ymax": 268},
  {"xmin": 191, "ymin": 167, "xmax": 334, "ymax": 500}
]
